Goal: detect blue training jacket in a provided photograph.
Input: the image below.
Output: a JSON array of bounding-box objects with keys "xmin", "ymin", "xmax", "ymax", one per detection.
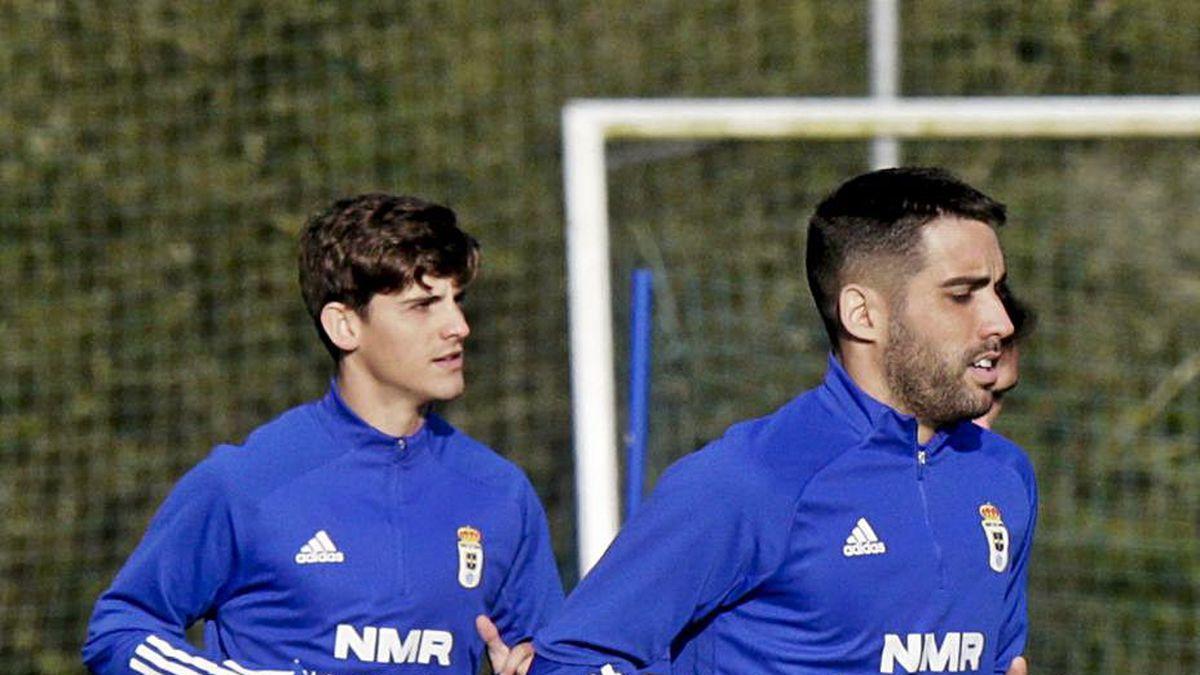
[
  {"xmin": 84, "ymin": 384, "xmax": 563, "ymax": 674},
  {"xmin": 532, "ymin": 356, "xmax": 1036, "ymax": 675}
]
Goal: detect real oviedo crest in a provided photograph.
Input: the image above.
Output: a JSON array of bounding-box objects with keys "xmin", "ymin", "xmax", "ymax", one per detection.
[
  {"xmin": 978, "ymin": 503, "xmax": 1009, "ymax": 573},
  {"xmin": 457, "ymin": 526, "xmax": 484, "ymax": 589}
]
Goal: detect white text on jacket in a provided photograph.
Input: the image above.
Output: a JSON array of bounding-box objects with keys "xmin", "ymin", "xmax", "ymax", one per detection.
[
  {"xmin": 879, "ymin": 632, "xmax": 984, "ymax": 673},
  {"xmin": 334, "ymin": 625, "xmax": 453, "ymax": 666}
]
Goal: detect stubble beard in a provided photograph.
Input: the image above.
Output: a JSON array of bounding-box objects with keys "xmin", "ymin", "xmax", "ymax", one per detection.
[{"xmin": 884, "ymin": 314, "xmax": 993, "ymax": 428}]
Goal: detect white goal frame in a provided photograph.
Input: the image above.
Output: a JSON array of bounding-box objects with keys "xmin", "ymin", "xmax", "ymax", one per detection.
[{"xmin": 563, "ymin": 95, "xmax": 1200, "ymax": 575}]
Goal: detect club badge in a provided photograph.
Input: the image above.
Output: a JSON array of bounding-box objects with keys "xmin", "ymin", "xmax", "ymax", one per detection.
[
  {"xmin": 457, "ymin": 526, "xmax": 483, "ymax": 589},
  {"xmin": 979, "ymin": 503, "xmax": 1009, "ymax": 573}
]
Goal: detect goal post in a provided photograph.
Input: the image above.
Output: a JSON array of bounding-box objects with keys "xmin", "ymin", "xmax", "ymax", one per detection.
[{"xmin": 563, "ymin": 95, "xmax": 1200, "ymax": 575}]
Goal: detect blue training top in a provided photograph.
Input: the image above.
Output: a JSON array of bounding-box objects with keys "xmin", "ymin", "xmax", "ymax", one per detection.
[
  {"xmin": 532, "ymin": 356, "xmax": 1036, "ymax": 675},
  {"xmin": 84, "ymin": 383, "xmax": 563, "ymax": 674}
]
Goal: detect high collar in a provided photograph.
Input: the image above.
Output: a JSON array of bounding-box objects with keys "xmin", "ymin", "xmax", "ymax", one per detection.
[
  {"xmin": 317, "ymin": 379, "xmax": 432, "ymax": 455},
  {"xmin": 818, "ymin": 354, "xmax": 956, "ymax": 457}
]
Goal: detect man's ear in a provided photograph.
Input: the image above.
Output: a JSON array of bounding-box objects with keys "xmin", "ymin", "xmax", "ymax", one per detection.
[
  {"xmin": 319, "ymin": 302, "xmax": 362, "ymax": 354},
  {"xmin": 838, "ymin": 284, "xmax": 888, "ymax": 344}
]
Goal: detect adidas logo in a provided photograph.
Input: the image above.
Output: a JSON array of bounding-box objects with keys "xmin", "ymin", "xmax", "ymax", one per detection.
[
  {"xmin": 843, "ymin": 517, "xmax": 887, "ymax": 557},
  {"xmin": 295, "ymin": 530, "xmax": 345, "ymax": 564}
]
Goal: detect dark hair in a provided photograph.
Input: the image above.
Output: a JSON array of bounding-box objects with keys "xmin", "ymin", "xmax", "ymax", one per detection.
[
  {"xmin": 999, "ymin": 283, "xmax": 1036, "ymax": 343},
  {"xmin": 298, "ymin": 193, "xmax": 480, "ymax": 360},
  {"xmin": 805, "ymin": 167, "xmax": 1007, "ymax": 349}
]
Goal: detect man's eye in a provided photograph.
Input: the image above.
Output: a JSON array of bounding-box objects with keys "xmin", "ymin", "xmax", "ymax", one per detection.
[{"xmin": 950, "ymin": 292, "xmax": 972, "ymax": 303}]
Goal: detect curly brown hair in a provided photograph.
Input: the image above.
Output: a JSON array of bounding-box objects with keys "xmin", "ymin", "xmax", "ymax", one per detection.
[{"xmin": 298, "ymin": 193, "xmax": 480, "ymax": 360}]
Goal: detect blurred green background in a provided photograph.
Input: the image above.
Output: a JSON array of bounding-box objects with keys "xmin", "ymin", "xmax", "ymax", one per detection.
[{"xmin": 2, "ymin": 1, "xmax": 1198, "ymax": 673}]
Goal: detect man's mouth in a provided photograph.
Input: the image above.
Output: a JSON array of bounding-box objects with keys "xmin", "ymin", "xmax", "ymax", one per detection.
[
  {"xmin": 433, "ymin": 351, "xmax": 464, "ymax": 368},
  {"xmin": 968, "ymin": 352, "xmax": 1000, "ymax": 386}
]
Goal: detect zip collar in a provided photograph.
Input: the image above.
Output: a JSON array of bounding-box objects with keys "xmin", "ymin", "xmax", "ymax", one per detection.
[
  {"xmin": 316, "ymin": 380, "xmax": 432, "ymax": 456},
  {"xmin": 818, "ymin": 354, "xmax": 961, "ymax": 459}
]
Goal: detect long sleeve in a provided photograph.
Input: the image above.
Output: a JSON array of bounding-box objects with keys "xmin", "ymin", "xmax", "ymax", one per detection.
[
  {"xmin": 82, "ymin": 460, "xmax": 246, "ymax": 675},
  {"xmin": 489, "ymin": 477, "xmax": 565, "ymax": 646},
  {"xmin": 531, "ymin": 449, "xmax": 789, "ymax": 674}
]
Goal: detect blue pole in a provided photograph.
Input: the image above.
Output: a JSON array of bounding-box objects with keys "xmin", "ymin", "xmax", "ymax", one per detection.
[{"xmin": 626, "ymin": 269, "xmax": 654, "ymax": 518}]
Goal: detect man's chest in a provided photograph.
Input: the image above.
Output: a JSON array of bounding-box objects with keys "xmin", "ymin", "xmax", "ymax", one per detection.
[
  {"xmin": 741, "ymin": 453, "xmax": 1031, "ymax": 668},
  {"xmin": 219, "ymin": 461, "xmax": 520, "ymax": 668}
]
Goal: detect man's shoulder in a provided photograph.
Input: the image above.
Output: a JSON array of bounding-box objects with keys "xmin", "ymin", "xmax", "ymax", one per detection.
[
  {"xmin": 951, "ymin": 423, "xmax": 1037, "ymax": 494},
  {"xmin": 425, "ymin": 414, "xmax": 534, "ymax": 492},
  {"xmin": 238, "ymin": 399, "xmax": 326, "ymax": 451},
  {"xmin": 670, "ymin": 388, "xmax": 863, "ymax": 500},
  {"xmin": 200, "ymin": 399, "xmax": 334, "ymax": 484},
  {"xmin": 978, "ymin": 428, "xmax": 1036, "ymax": 482}
]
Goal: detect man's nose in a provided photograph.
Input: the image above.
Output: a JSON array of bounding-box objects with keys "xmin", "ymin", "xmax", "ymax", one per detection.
[
  {"xmin": 443, "ymin": 304, "xmax": 470, "ymax": 340},
  {"xmin": 984, "ymin": 291, "xmax": 1015, "ymax": 341}
]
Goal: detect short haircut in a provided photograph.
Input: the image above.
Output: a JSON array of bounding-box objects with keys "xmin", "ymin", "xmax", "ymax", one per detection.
[
  {"xmin": 805, "ymin": 167, "xmax": 1007, "ymax": 349},
  {"xmin": 298, "ymin": 193, "xmax": 480, "ymax": 360}
]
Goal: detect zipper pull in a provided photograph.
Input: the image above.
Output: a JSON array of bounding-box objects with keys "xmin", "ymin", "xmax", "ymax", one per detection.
[{"xmin": 917, "ymin": 450, "xmax": 927, "ymax": 465}]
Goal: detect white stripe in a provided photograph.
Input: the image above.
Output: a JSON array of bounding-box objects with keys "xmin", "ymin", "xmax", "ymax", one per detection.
[
  {"xmin": 130, "ymin": 657, "xmax": 165, "ymax": 675},
  {"xmin": 143, "ymin": 635, "xmax": 288, "ymax": 675},
  {"xmin": 852, "ymin": 527, "xmax": 867, "ymax": 544},
  {"xmin": 135, "ymin": 644, "xmax": 202, "ymax": 675},
  {"xmin": 300, "ymin": 543, "xmax": 313, "ymax": 554},
  {"xmin": 307, "ymin": 537, "xmax": 326, "ymax": 553},
  {"xmin": 315, "ymin": 530, "xmax": 338, "ymax": 552},
  {"xmin": 845, "ymin": 535, "xmax": 856, "ymax": 545},
  {"xmin": 858, "ymin": 518, "xmax": 880, "ymax": 542},
  {"xmin": 222, "ymin": 659, "xmax": 296, "ymax": 675},
  {"xmin": 145, "ymin": 635, "xmax": 238, "ymax": 675}
]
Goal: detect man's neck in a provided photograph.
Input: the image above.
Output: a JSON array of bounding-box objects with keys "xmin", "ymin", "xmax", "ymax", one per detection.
[
  {"xmin": 840, "ymin": 351, "xmax": 900, "ymax": 410},
  {"xmin": 916, "ymin": 423, "xmax": 936, "ymax": 445},
  {"xmin": 839, "ymin": 349, "xmax": 936, "ymax": 445},
  {"xmin": 336, "ymin": 369, "xmax": 425, "ymax": 438}
]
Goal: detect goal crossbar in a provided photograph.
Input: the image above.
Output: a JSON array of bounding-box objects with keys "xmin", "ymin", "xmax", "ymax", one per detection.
[{"xmin": 563, "ymin": 95, "xmax": 1200, "ymax": 575}]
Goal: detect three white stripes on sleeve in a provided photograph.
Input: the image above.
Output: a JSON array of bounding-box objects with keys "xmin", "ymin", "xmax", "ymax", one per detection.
[{"xmin": 129, "ymin": 635, "xmax": 292, "ymax": 675}]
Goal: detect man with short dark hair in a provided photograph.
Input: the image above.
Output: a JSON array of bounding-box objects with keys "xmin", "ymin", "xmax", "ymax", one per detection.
[
  {"xmin": 84, "ymin": 194, "xmax": 562, "ymax": 674},
  {"xmin": 531, "ymin": 168, "xmax": 1035, "ymax": 675}
]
